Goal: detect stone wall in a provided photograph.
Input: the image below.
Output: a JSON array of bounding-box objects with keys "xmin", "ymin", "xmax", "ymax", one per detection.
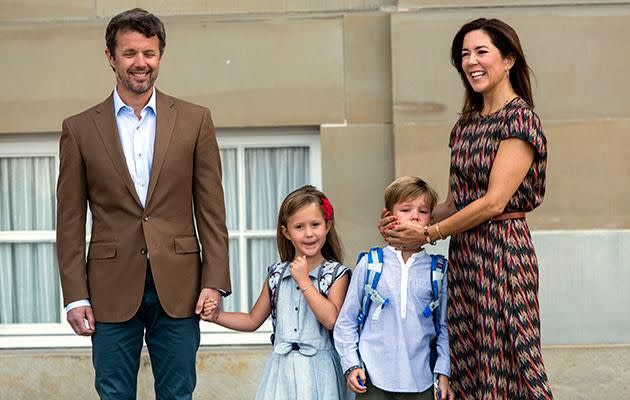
[{"xmin": 1, "ymin": 1, "xmax": 629, "ymax": 398}]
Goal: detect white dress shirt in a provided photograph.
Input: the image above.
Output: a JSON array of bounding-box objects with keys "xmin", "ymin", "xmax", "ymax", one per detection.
[{"xmin": 113, "ymin": 87, "xmax": 156, "ymax": 208}]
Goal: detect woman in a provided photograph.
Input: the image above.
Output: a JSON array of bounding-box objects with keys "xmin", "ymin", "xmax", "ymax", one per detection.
[{"xmin": 380, "ymin": 18, "xmax": 553, "ymax": 399}]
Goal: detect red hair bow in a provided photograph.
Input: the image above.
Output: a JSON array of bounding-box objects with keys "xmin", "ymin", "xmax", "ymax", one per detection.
[{"xmin": 321, "ymin": 197, "xmax": 333, "ymax": 221}]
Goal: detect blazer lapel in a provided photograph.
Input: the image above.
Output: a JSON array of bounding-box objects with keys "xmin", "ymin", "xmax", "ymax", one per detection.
[
  {"xmin": 145, "ymin": 90, "xmax": 176, "ymax": 208},
  {"xmin": 93, "ymin": 94, "xmax": 143, "ymax": 208}
]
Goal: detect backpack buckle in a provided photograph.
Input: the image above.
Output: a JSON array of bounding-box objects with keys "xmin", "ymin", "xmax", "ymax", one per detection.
[{"xmin": 423, "ymin": 299, "xmax": 439, "ymax": 318}]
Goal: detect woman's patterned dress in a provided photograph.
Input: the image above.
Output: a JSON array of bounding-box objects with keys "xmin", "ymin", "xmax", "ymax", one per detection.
[{"xmin": 447, "ymin": 97, "xmax": 554, "ymax": 399}]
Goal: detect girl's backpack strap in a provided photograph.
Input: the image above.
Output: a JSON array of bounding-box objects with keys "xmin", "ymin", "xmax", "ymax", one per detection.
[
  {"xmin": 316, "ymin": 260, "xmax": 350, "ymax": 295},
  {"xmin": 267, "ymin": 261, "xmax": 290, "ymax": 344}
]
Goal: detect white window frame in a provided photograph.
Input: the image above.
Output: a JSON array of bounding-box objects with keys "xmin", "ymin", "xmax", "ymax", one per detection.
[
  {"xmin": 0, "ymin": 133, "xmax": 72, "ymax": 347},
  {"xmin": 0, "ymin": 128, "xmax": 320, "ymax": 349}
]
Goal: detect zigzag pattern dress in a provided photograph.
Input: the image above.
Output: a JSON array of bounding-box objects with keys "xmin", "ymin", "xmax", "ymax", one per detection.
[{"xmin": 447, "ymin": 97, "xmax": 553, "ymax": 399}]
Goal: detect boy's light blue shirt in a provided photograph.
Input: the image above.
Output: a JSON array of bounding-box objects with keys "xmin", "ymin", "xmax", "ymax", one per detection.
[{"xmin": 333, "ymin": 246, "xmax": 450, "ymax": 393}]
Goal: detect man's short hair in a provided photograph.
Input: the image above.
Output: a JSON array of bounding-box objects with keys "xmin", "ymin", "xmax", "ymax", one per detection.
[
  {"xmin": 106, "ymin": 8, "xmax": 166, "ymax": 57},
  {"xmin": 384, "ymin": 176, "xmax": 439, "ymax": 212}
]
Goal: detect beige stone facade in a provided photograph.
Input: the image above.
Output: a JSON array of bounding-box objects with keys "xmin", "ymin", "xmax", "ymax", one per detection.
[
  {"xmin": 1, "ymin": 345, "xmax": 629, "ymax": 399},
  {"xmin": 2, "ymin": 1, "xmax": 629, "ymax": 234},
  {"xmin": 1, "ymin": 1, "xmax": 629, "ymax": 398}
]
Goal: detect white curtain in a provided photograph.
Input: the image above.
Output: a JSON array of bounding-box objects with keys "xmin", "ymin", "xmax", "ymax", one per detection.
[
  {"xmin": 0, "ymin": 147, "xmax": 311, "ymax": 322},
  {"xmin": 218, "ymin": 147, "xmax": 310, "ymax": 311},
  {"xmin": 246, "ymin": 147, "xmax": 309, "ymax": 230},
  {"xmin": 247, "ymin": 238, "xmax": 278, "ymax": 307},
  {"xmin": 0, "ymin": 157, "xmax": 59, "ymax": 323},
  {"xmin": 220, "ymin": 149, "xmax": 239, "ymax": 232},
  {"xmin": 244, "ymin": 147, "xmax": 309, "ymax": 308},
  {"xmin": 219, "ymin": 149, "xmax": 240, "ymax": 312}
]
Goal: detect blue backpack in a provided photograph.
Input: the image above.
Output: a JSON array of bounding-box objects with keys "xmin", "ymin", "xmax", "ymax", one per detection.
[{"xmin": 356, "ymin": 247, "xmax": 447, "ymax": 372}]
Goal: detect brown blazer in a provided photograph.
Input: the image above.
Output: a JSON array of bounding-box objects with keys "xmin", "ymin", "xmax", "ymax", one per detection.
[{"xmin": 56, "ymin": 90, "xmax": 230, "ymax": 322}]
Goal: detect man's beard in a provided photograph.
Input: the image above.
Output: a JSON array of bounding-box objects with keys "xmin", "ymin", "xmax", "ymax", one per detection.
[{"xmin": 118, "ymin": 68, "xmax": 155, "ymax": 94}]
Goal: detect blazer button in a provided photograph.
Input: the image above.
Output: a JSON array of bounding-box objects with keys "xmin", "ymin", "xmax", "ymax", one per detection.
[{"xmin": 140, "ymin": 248, "xmax": 147, "ymax": 255}]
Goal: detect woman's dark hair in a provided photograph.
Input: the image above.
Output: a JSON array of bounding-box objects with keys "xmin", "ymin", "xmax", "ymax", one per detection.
[
  {"xmin": 451, "ymin": 18, "xmax": 534, "ymax": 119},
  {"xmin": 106, "ymin": 8, "xmax": 166, "ymax": 57}
]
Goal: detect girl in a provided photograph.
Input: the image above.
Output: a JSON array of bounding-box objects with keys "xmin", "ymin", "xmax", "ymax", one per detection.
[{"xmin": 202, "ymin": 185, "xmax": 352, "ymax": 400}]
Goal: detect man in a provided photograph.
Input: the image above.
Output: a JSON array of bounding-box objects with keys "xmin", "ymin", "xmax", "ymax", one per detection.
[{"xmin": 56, "ymin": 8, "xmax": 230, "ymax": 399}]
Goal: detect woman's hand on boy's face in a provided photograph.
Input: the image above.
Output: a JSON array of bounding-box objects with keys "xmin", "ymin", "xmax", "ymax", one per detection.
[
  {"xmin": 346, "ymin": 368, "xmax": 367, "ymax": 394},
  {"xmin": 385, "ymin": 222, "xmax": 425, "ymax": 250},
  {"xmin": 378, "ymin": 208, "xmax": 397, "ymax": 239}
]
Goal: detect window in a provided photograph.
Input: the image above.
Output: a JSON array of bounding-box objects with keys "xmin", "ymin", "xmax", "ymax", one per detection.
[
  {"xmin": 203, "ymin": 129, "xmax": 320, "ymax": 344},
  {"xmin": 0, "ymin": 128, "xmax": 320, "ymax": 348},
  {"xmin": 0, "ymin": 135, "xmax": 58, "ymax": 323}
]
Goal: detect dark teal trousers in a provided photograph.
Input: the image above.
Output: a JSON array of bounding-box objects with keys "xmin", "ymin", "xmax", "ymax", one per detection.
[{"xmin": 91, "ymin": 266, "xmax": 200, "ymax": 400}]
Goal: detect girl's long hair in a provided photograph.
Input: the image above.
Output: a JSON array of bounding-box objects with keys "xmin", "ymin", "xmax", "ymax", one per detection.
[
  {"xmin": 451, "ymin": 18, "xmax": 534, "ymax": 120},
  {"xmin": 276, "ymin": 185, "xmax": 343, "ymax": 263}
]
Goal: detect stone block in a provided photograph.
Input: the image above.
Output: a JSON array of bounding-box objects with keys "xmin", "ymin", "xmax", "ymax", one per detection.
[{"xmin": 343, "ymin": 14, "xmax": 393, "ymax": 124}]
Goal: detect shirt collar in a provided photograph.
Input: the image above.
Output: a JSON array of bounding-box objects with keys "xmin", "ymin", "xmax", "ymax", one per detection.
[
  {"xmin": 113, "ymin": 86, "xmax": 157, "ymax": 116},
  {"xmin": 308, "ymin": 262, "xmax": 326, "ymax": 279},
  {"xmin": 385, "ymin": 245, "xmax": 427, "ymax": 264}
]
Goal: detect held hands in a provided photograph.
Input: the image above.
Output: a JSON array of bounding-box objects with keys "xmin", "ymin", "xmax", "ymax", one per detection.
[
  {"xmin": 346, "ymin": 368, "xmax": 367, "ymax": 394},
  {"xmin": 67, "ymin": 306, "xmax": 95, "ymax": 336},
  {"xmin": 197, "ymin": 287, "xmax": 221, "ymax": 322},
  {"xmin": 437, "ymin": 374, "xmax": 456, "ymax": 400},
  {"xmin": 201, "ymin": 298, "xmax": 219, "ymax": 322}
]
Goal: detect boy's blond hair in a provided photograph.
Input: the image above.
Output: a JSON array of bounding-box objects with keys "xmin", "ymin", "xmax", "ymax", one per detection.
[{"xmin": 384, "ymin": 176, "xmax": 439, "ymax": 212}]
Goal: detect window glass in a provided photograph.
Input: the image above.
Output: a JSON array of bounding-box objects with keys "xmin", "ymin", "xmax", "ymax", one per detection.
[{"xmin": 0, "ymin": 156, "xmax": 59, "ymax": 324}]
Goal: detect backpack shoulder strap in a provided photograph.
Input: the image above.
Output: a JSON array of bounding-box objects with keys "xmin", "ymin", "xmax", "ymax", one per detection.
[
  {"xmin": 357, "ymin": 247, "xmax": 388, "ymax": 329},
  {"xmin": 316, "ymin": 260, "xmax": 346, "ymax": 295},
  {"xmin": 267, "ymin": 261, "xmax": 287, "ymax": 301},
  {"xmin": 426, "ymin": 254, "xmax": 447, "ymax": 375},
  {"xmin": 423, "ymin": 254, "xmax": 447, "ymax": 335},
  {"xmin": 268, "ymin": 261, "xmax": 291, "ymax": 344}
]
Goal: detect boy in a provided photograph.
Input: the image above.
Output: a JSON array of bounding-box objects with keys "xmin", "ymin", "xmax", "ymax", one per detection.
[{"xmin": 334, "ymin": 176, "xmax": 454, "ymax": 400}]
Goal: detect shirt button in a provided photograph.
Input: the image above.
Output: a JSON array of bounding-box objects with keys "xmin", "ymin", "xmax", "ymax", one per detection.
[
  {"xmin": 293, "ymin": 328, "xmax": 297, "ymax": 332},
  {"xmin": 143, "ymin": 216, "xmax": 150, "ymax": 221},
  {"xmin": 295, "ymin": 307, "xmax": 298, "ymax": 311},
  {"xmin": 140, "ymin": 248, "xmax": 147, "ymax": 255}
]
